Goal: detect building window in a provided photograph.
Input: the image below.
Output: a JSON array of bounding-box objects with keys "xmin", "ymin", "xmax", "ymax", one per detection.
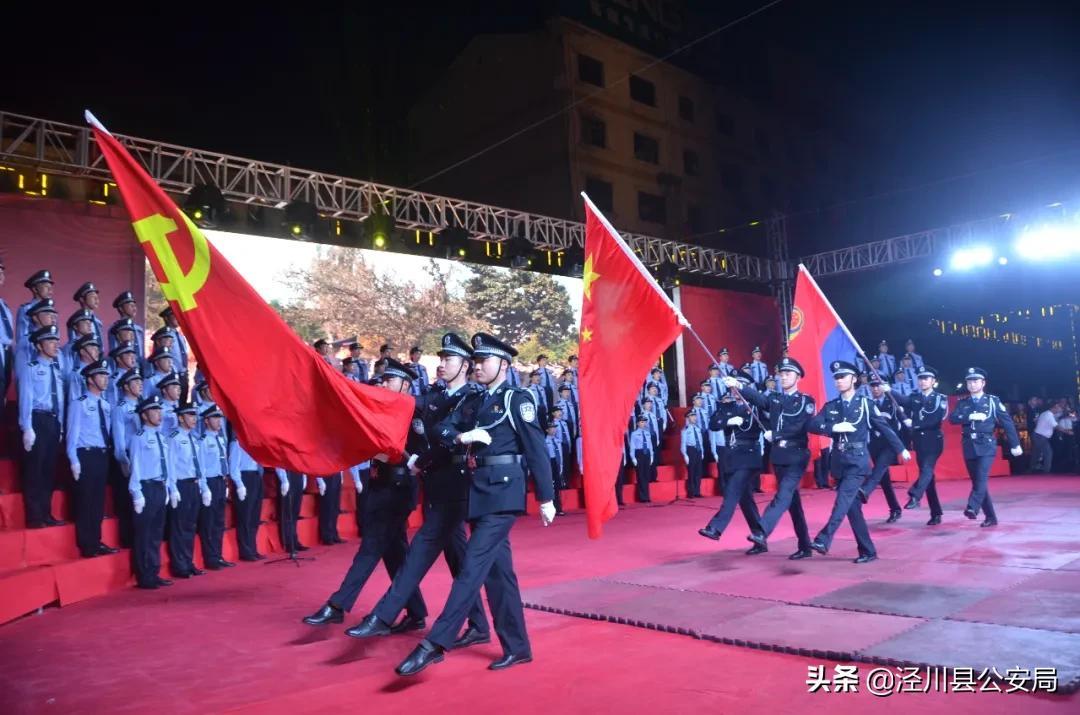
[
  {"xmin": 687, "ymin": 204, "xmax": 705, "ymax": 233},
  {"xmin": 678, "ymin": 96, "xmax": 694, "ymax": 122},
  {"xmin": 580, "ymin": 115, "xmax": 606, "ymax": 148},
  {"xmin": 721, "ymin": 165, "xmax": 744, "ymax": 193},
  {"xmin": 633, "ymin": 133, "xmax": 659, "ymax": 164},
  {"xmin": 683, "ymin": 149, "xmax": 700, "ymax": 176},
  {"xmin": 638, "ymin": 191, "xmax": 667, "ymax": 224},
  {"xmin": 755, "ymin": 128, "xmax": 772, "ymax": 157},
  {"xmin": 578, "ymin": 54, "xmax": 604, "ymax": 87},
  {"xmin": 629, "ymin": 75, "xmax": 656, "ymax": 107},
  {"xmin": 715, "ymin": 112, "xmax": 734, "ymax": 136},
  {"xmin": 585, "ymin": 177, "xmax": 613, "ymax": 214}
]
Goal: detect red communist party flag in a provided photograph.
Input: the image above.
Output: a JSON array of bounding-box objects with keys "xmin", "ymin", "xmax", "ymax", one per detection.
[
  {"xmin": 579, "ymin": 193, "xmax": 686, "ymax": 538},
  {"xmin": 86, "ymin": 111, "xmax": 412, "ymax": 473}
]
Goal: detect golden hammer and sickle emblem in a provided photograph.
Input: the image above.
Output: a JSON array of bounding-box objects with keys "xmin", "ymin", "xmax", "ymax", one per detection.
[{"xmin": 132, "ymin": 211, "xmax": 211, "ymax": 312}]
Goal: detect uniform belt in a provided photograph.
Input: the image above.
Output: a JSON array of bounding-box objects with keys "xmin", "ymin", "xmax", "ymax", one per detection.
[
  {"xmin": 836, "ymin": 441, "xmax": 866, "ymax": 451},
  {"xmin": 32, "ymin": 409, "xmax": 57, "ymax": 416},
  {"xmin": 776, "ymin": 439, "xmax": 806, "ymax": 449},
  {"xmin": 377, "ymin": 465, "xmax": 410, "ymax": 478},
  {"xmin": 77, "ymin": 446, "xmax": 108, "ymax": 452},
  {"xmin": 450, "ymin": 454, "xmax": 521, "ymax": 466}
]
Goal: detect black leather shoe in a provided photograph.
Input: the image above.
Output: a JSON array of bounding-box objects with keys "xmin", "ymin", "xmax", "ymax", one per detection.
[
  {"xmin": 853, "ymin": 554, "xmax": 878, "ymax": 564},
  {"xmin": 745, "ymin": 544, "xmax": 767, "ymax": 555},
  {"xmin": 333, "ymin": 536, "xmax": 346, "ymax": 544},
  {"xmin": 789, "ymin": 549, "xmax": 813, "ymax": 560},
  {"xmin": 857, "ymin": 489, "xmax": 869, "ymax": 505},
  {"xmin": 927, "ymin": 515, "xmax": 942, "ymax": 526},
  {"xmin": 904, "ymin": 497, "xmax": 920, "ymax": 510},
  {"xmin": 190, "ymin": 567, "xmax": 205, "ymax": 576},
  {"xmin": 295, "ymin": 543, "xmax": 310, "ymax": 552},
  {"xmin": 136, "ymin": 581, "xmax": 159, "ymax": 590},
  {"xmin": 155, "ymin": 577, "xmax": 174, "ymax": 587},
  {"xmin": 173, "ymin": 571, "xmax": 194, "ymax": 579},
  {"xmin": 556, "ymin": 511, "xmax": 567, "ymax": 516},
  {"xmin": 453, "ymin": 626, "xmax": 491, "ymax": 649},
  {"xmin": 396, "ymin": 640, "xmax": 444, "ymax": 676},
  {"xmin": 489, "ymin": 652, "xmax": 533, "ymax": 671},
  {"xmin": 254, "ymin": 553, "xmax": 267, "ymax": 560},
  {"xmin": 963, "ymin": 508, "xmax": 977, "ymax": 520},
  {"xmin": 886, "ymin": 510, "xmax": 901, "ymax": 524},
  {"xmin": 980, "ymin": 518, "xmax": 998, "ymax": 528},
  {"xmin": 240, "ymin": 555, "xmax": 260, "ymax": 562},
  {"xmin": 44, "ymin": 516, "xmax": 66, "ymax": 527},
  {"xmin": 810, "ymin": 540, "xmax": 829, "ymax": 555},
  {"xmin": 96, "ymin": 543, "xmax": 119, "ymax": 555},
  {"xmin": 303, "ymin": 603, "xmax": 345, "ymax": 626},
  {"xmin": 216, "ymin": 559, "xmax": 235, "ymax": 568},
  {"xmin": 390, "ymin": 615, "xmax": 426, "ymax": 634},
  {"xmin": 346, "ymin": 613, "xmax": 392, "ymax": 638},
  {"xmin": 698, "ymin": 527, "xmax": 721, "ymax": 541},
  {"xmin": 26, "ymin": 521, "xmax": 46, "ymax": 529},
  {"xmin": 746, "ymin": 532, "xmax": 767, "ymax": 549},
  {"xmin": 204, "ymin": 561, "xmax": 222, "ymax": 571}
]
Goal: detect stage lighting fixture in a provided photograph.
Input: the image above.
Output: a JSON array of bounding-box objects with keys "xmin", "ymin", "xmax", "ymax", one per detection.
[
  {"xmin": 511, "ymin": 256, "xmax": 532, "ymax": 269},
  {"xmin": 947, "ymin": 244, "xmax": 994, "ymax": 271},
  {"xmin": 1015, "ymin": 224, "xmax": 1080, "ymax": 261},
  {"xmin": 184, "ymin": 184, "xmax": 227, "ymax": 228},
  {"xmin": 998, "ymin": 256, "xmax": 1008, "ymax": 265},
  {"xmin": 656, "ymin": 259, "xmax": 679, "ymax": 289},
  {"xmin": 283, "ymin": 201, "xmax": 318, "ymax": 239},
  {"xmin": 442, "ymin": 226, "xmax": 470, "ymax": 261},
  {"xmin": 932, "ymin": 268, "xmax": 943, "ymax": 277}
]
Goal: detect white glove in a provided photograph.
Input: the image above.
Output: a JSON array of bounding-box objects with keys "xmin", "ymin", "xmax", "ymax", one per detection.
[
  {"xmin": 133, "ymin": 492, "xmax": 145, "ymax": 514},
  {"xmin": 632, "ymin": 459, "xmax": 638, "ymax": 467},
  {"xmin": 539, "ymin": 500, "xmax": 556, "ymax": 527},
  {"xmin": 1010, "ymin": 445, "xmax": 1023, "ymax": 457},
  {"xmin": 236, "ymin": 484, "xmax": 247, "ymax": 502},
  {"xmin": 23, "ymin": 428, "xmax": 36, "ymax": 452},
  {"xmin": 168, "ymin": 488, "xmax": 180, "ymax": 509},
  {"xmin": 317, "ymin": 478, "xmax": 327, "ymax": 496},
  {"xmin": 302, "ymin": 475, "xmax": 307, "ymax": 490},
  {"xmin": 901, "ymin": 449, "xmax": 912, "ymax": 462},
  {"xmin": 280, "ymin": 479, "xmax": 289, "ymax": 497},
  {"xmin": 726, "ymin": 416, "xmax": 744, "ymax": 427},
  {"xmin": 881, "ymin": 383, "xmax": 892, "ymax": 392},
  {"xmin": 832, "ymin": 421, "xmax": 856, "ymax": 434},
  {"xmin": 458, "ymin": 429, "xmax": 492, "ymax": 446},
  {"xmin": 968, "ymin": 412, "xmax": 988, "ymax": 422},
  {"xmin": 903, "ymin": 418, "xmax": 913, "ymax": 428},
  {"xmin": 201, "ymin": 488, "xmax": 212, "ymax": 507},
  {"xmin": 354, "ymin": 476, "xmax": 364, "ymax": 494},
  {"xmin": 763, "ymin": 430, "xmax": 773, "ymax": 442},
  {"xmin": 407, "ymin": 453, "xmax": 421, "ymax": 476},
  {"xmin": 71, "ymin": 463, "xmax": 81, "ymax": 481},
  {"xmin": 372, "ymin": 453, "xmax": 390, "ymax": 462},
  {"xmin": 225, "ymin": 483, "xmax": 230, "ymax": 501},
  {"xmin": 721, "ymin": 377, "xmax": 740, "ymax": 389},
  {"xmin": 683, "ymin": 455, "xmax": 689, "ymax": 465}
]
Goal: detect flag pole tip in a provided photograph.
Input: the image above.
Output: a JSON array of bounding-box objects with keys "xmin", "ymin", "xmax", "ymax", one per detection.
[{"xmin": 84, "ymin": 110, "xmax": 111, "ymax": 136}]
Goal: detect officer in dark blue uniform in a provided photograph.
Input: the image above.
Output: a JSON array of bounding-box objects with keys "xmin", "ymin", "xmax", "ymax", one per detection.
[
  {"xmin": 395, "ymin": 332, "xmax": 555, "ymax": 676},
  {"xmin": 303, "ymin": 357, "xmax": 428, "ymax": 630},
  {"xmin": 698, "ymin": 370, "xmax": 765, "ymax": 547},
  {"xmin": 742, "ymin": 357, "xmax": 816, "ymax": 560},
  {"xmin": 807, "ymin": 360, "xmax": 908, "ymax": 563},
  {"xmin": 857, "ymin": 379, "xmax": 910, "ymax": 522},
  {"xmin": 343, "ymin": 333, "xmax": 491, "ymax": 647},
  {"xmin": 948, "ymin": 367, "xmax": 1022, "ymax": 527},
  {"xmin": 17, "ymin": 325, "xmax": 67, "ymax": 528},
  {"xmin": 891, "ymin": 366, "xmax": 947, "ymax": 524},
  {"xmin": 65, "ymin": 359, "xmax": 117, "ymax": 557}
]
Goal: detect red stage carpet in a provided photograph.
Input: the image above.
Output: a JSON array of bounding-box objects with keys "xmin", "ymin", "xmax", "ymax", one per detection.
[{"xmin": 1, "ymin": 476, "xmax": 1078, "ymax": 714}]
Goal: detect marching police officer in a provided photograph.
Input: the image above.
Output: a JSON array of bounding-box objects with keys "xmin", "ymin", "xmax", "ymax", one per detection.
[
  {"xmin": 302, "ymin": 357, "xmax": 428, "ymax": 630},
  {"xmin": 198, "ymin": 404, "xmax": 235, "ymax": 569},
  {"xmin": 66, "ymin": 359, "xmax": 118, "ymax": 557},
  {"xmin": 888, "ymin": 366, "xmax": 947, "ymax": 525},
  {"xmin": 807, "ymin": 360, "xmax": 908, "ymax": 563},
  {"xmin": 857, "ymin": 379, "xmax": 910, "ymax": 523},
  {"xmin": 18, "ymin": 325, "xmax": 67, "ymax": 528},
  {"xmin": 948, "ymin": 367, "xmax": 1022, "ymax": 527},
  {"xmin": 681, "ymin": 410, "xmax": 705, "ymax": 499},
  {"xmin": 343, "ymin": 333, "xmax": 491, "ymax": 647},
  {"xmin": 229, "ymin": 433, "xmax": 266, "ymax": 561},
  {"xmin": 166, "ymin": 402, "xmax": 210, "ymax": 578},
  {"xmin": 395, "ymin": 332, "xmax": 554, "ymax": 676},
  {"xmin": 72, "ymin": 282, "xmax": 105, "ymax": 345},
  {"xmin": 15, "ymin": 269, "xmax": 55, "ymax": 345},
  {"xmin": 128, "ymin": 395, "xmax": 174, "ymax": 589},
  {"xmin": 742, "ymin": 357, "xmax": 817, "ymax": 560}
]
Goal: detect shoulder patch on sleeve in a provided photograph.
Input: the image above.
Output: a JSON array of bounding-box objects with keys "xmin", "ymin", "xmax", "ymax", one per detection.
[{"xmin": 519, "ymin": 401, "xmax": 536, "ymax": 423}]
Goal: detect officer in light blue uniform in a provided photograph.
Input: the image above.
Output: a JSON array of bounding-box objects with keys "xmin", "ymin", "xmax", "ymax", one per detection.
[
  {"xmin": 876, "ymin": 340, "xmax": 897, "ymax": 378},
  {"xmin": 107, "ymin": 341, "xmax": 140, "ymax": 405},
  {"xmin": 902, "ymin": 339, "xmax": 924, "ymax": 371},
  {"xmin": 159, "ymin": 307, "xmax": 189, "ymax": 373},
  {"xmin": 713, "ymin": 348, "xmax": 737, "ymax": 378},
  {"xmin": 0, "ymin": 259, "xmax": 14, "ymax": 412},
  {"xmin": 275, "ymin": 467, "xmax": 309, "ymax": 553},
  {"xmin": 18, "ymin": 325, "xmax": 67, "ymax": 529},
  {"xmin": 549, "ymin": 405, "xmax": 571, "ymax": 487},
  {"xmin": 748, "ymin": 347, "xmax": 769, "ymax": 388},
  {"xmin": 535, "ymin": 354, "xmax": 556, "ymax": 406},
  {"xmin": 71, "ymin": 282, "xmax": 106, "ymax": 345},
  {"xmin": 342, "ymin": 357, "xmax": 363, "ymax": 382},
  {"xmin": 891, "ymin": 370, "xmax": 913, "ymax": 397},
  {"xmin": 110, "ymin": 367, "xmax": 143, "ymax": 547},
  {"xmin": 346, "ymin": 343, "xmax": 370, "ymax": 382},
  {"xmin": 165, "ymin": 402, "xmax": 211, "ymax": 578},
  {"xmin": 64, "ymin": 309, "xmax": 97, "ymax": 364},
  {"xmin": 66, "ymin": 334, "xmax": 103, "ymax": 403},
  {"xmin": 107, "ymin": 316, "xmax": 141, "ymax": 363},
  {"xmin": 198, "ymin": 404, "xmax": 235, "ymax": 570},
  {"xmin": 19, "ymin": 298, "xmax": 62, "ymax": 366},
  {"xmin": 157, "ymin": 372, "xmax": 183, "ymax": 435},
  {"xmin": 545, "ymin": 423, "xmax": 564, "ymax": 513},
  {"xmin": 66, "ymin": 359, "xmax": 117, "ymax": 558},
  {"xmin": 630, "ymin": 415, "xmax": 654, "ymax": 503},
  {"xmin": 527, "ymin": 371, "xmax": 549, "ymax": 424},
  {"xmin": 128, "ymin": 395, "xmax": 174, "ymax": 589},
  {"xmin": 681, "ymin": 410, "xmax": 705, "ymax": 498},
  {"xmin": 109, "ymin": 291, "xmax": 145, "ymax": 354},
  {"xmin": 229, "ymin": 434, "xmax": 265, "ymax": 561},
  {"xmin": 15, "ymin": 269, "xmax": 55, "ymax": 347},
  {"xmin": 407, "ymin": 346, "xmax": 430, "ymax": 396}
]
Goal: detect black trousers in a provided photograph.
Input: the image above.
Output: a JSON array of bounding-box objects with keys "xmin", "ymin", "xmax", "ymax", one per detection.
[
  {"xmin": 234, "ymin": 470, "xmax": 263, "ymax": 559},
  {"xmin": 279, "ymin": 473, "xmax": 305, "ymax": 552},
  {"xmin": 318, "ymin": 474, "xmax": 342, "ymax": 544},
  {"xmin": 110, "ymin": 458, "xmax": 134, "ymax": 548},
  {"xmin": 132, "ymin": 480, "xmax": 166, "ymax": 586},
  {"xmin": 197, "ymin": 476, "xmax": 226, "ymax": 564},
  {"xmin": 328, "ymin": 486, "xmax": 426, "ymax": 616},
  {"xmin": 427, "ymin": 513, "xmax": 527, "ymax": 657},
  {"xmin": 705, "ymin": 467, "xmax": 763, "ymax": 535},
  {"xmin": 372, "ymin": 500, "xmax": 488, "ymax": 634},
  {"xmin": 756, "ymin": 461, "xmax": 813, "ymax": 551},
  {"xmin": 168, "ymin": 478, "xmax": 201, "ymax": 575},
  {"xmin": 964, "ymin": 455, "xmax": 998, "ymax": 520},
  {"xmin": 907, "ymin": 448, "xmax": 944, "ymax": 518},
  {"xmin": 685, "ymin": 446, "xmax": 703, "ymax": 497},
  {"xmin": 814, "ymin": 448, "xmax": 832, "ymax": 488},
  {"xmin": 634, "ymin": 450, "xmax": 652, "ymax": 502},
  {"xmin": 863, "ymin": 447, "xmax": 901, "ymax": 513},
  {"xmin": 816, "ymin": 459, "xmax": 875, "ymax": 556},
  {"xmin": 74, "ymin": 447, "xmax": 109, "ymax": 556},
  {"xmin": 549, "ymin": 459, "xmax": 563, "ymax": 512},
  {"xmin": 615, "ymin": 465, "xmax": 626, "ymax": 505},
  {"xmin": 22, "ymin": 412, "xmax": 60, "ymax": 525}
]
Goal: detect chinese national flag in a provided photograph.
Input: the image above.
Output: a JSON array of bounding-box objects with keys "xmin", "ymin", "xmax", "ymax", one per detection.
[
  {"xmin": 88, "ymin": 112, "xmax": 412, "ymax": 473},
  {"xmin": 579, "ymin": 194, "xmax": 685, "ymax": 538}
]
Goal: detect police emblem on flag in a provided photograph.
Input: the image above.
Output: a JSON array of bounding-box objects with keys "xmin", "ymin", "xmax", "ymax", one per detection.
[
  {"xmin": 411, "ymin": 418, "xmax": 425, "ymax": 435},
  {"xmin": 519, "ymin": 401, "xmax": 536, "ymax": 423}
]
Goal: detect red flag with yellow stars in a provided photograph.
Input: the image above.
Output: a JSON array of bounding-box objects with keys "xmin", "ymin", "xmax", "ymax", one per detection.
[
  {"xmin": 579, "ymin": 193, "xmax": 686, "ymax": 538},
  {"xmin": 86, "ymin": 111, "xmax": 413, "ymax": 473}
]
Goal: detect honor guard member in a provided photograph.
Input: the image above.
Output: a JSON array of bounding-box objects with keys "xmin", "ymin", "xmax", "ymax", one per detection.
[
  {"xmin": 395, "ymin": 332, "xmax": 555, "ymax": 676},
  {"xmin": 0, "ymin": 260, "xmax": 14, "ymax": 412},
  {"xmin": 806, "ymin": 361, "xmax": 908, "ymax": 563},
  {"xmin": 19, "ymin": 298, "xmax": 61, "ymax": 366},
  {"xmin": 681, "ymin": 410, "xmax": 705, "ymax": 499},
  {"xmin": 144, "ymin": 349, "xmax": 176, "ymax": 397},
  {"xmin": 303, "ymin": 357, "xmax": 428, "ymax": 629},
  {"xmin": 274, "ymin": 468, "xmax": 309, "ymax": 553},
  {"xmin": 165, "ymin": 402, "xmax": 211, "ymax": 578},
  {"xmin": 343, "ymin": 333, "xmax": 492, "ymax": 646},
  {"xmin": 66, "ymin": 334, "xmax": 103, "ymax": 402},
  {"xmin": 157, "ymin": 372, "xmax": 183, "ymax": 434},
  {"xmin": 107, "ymin": 341, "xmax": 140, "ymax": 404},
  {"xmin": 128, "ymin": 395, "xmax": 174, "ymax": 589},
  {"xmin": 197, "ymin": 404, "xmax": 235, "ymax": 569},
  {"xmin": 66, "ymin": 359, "xmax": 118, "ymax": 557},
  {"xmin": 109, "ymin": 291, "xmax": 145, "ymax": 352},
  {"xmin": 64, "ymin": 309, "xmax": 97, "ymax": 364},
  {"xmin": 748, "ymin": 346, "xmax": 769, "ymax": 388},
  {"xmin": 629, "ymin": 415, "xmax": 654, "ymax": 503},
  {"xmin": 315, "ymin": 471, "xmax": 345, "ymax": 545},
  {"xmin": 902, "ymin": 339, "xmax": 924, "ymax": 370},
  {"xmin": 407, "ymin": 346, "xmax": 430, "ymax": 396},
  {"xmin": 18, "ymin": 325, "xmax": 67, "ymax": 528},
  {"xmin": 888, "ymin": 366, "xmax": 947, "ymax": 525},
  {"xmin": 948, "ymin": 367, "xmax": 1022, "ymax": 527},
  {"xmin": 346, "ymin": 342, "xmax": 369, "ymax": 381},
  {"xmin": 876, "ymin": 340, "xmax": 897, "ymax": 378},
  {"xmin": 857, "ymin": 379, "xmax": 910, "ymax": 522},
  {"xmin": 15, "ymin": 269, "xmax": 55, "ymax": 345},
  {"xmin": 229, "ymin": 434, "xmax": 265, "ymax": 561},
  {"xmin": 698, "ymin": 371, "xmax": 765, "ymax": 547},
  {"xmin": 72, "ymin": 282, "xmax": 105, "ymax": 344},
  {"xmin": 313, "ymin": 338, "xmax": 337, "ymax": 368},
  {"xmin": 110, "ymin": 368, "xmax": 144, "ymax": 547},
  {"xmin": 742, "ymin": 358, "xmax": 817, "ymax": 560}
]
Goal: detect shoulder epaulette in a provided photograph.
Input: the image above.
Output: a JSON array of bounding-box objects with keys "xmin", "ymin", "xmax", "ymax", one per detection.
[
  {"xmin": 77, "ymin": 394, "xmax": 87, "ymax": 401},
  {"xmin": 136, "ymin": 429, "xmax": 145, "ymax": 436},
  {"xmin": 169, "ymin": 430, "xmax": 179, "ymax": 437}
]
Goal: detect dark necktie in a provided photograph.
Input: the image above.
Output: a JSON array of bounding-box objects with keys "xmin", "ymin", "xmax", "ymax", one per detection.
[
  {"xmin": 190, "ymin": 435, "xmax": 202, "ymax": 478},
  {"xmin": 98, "ymin": 397, "xmax": 111, "ymax": 448},
  {"xmin": 0, "ymin": 303, "xmax": 12, "ymax": 341},
  {"xmin": 50, "ymin": 362, "xmax": 60, "ymax": 414},
  {"xmin": 216, "ymin": 435, "xmax": 227, "ymax": 475},
  {"xmin": 156, "ymin": 432, "xmax": 168, "ymax": 480}
]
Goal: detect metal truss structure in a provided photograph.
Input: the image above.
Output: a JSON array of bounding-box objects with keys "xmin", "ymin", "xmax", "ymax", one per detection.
[
  {"xmin": 766, "ymin": 212, "xmax": 792, "ymax": 339},
  {"xmin": 0, "ymin": 111, "xmax": 776, "ymax": 283}
]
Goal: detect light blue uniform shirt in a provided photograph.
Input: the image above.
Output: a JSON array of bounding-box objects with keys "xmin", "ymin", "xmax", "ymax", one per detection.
[
  {"xmin": 680, "ymin": 423, "xmax": 703, "ymax": 461},
  {"xmin": 128, "ymin": 425, "xmax": 173, "ymax": 496},
  {"xmin": 66, "ymin": 392, "xmax": 111, "ymax": 464},
  {"xmin": 18, "ymin": 355, "xmax": 65, "ymax": 432},
  {"xmin": 199, "ymin": 430, "xmax": 230, "ymax": 479}
]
